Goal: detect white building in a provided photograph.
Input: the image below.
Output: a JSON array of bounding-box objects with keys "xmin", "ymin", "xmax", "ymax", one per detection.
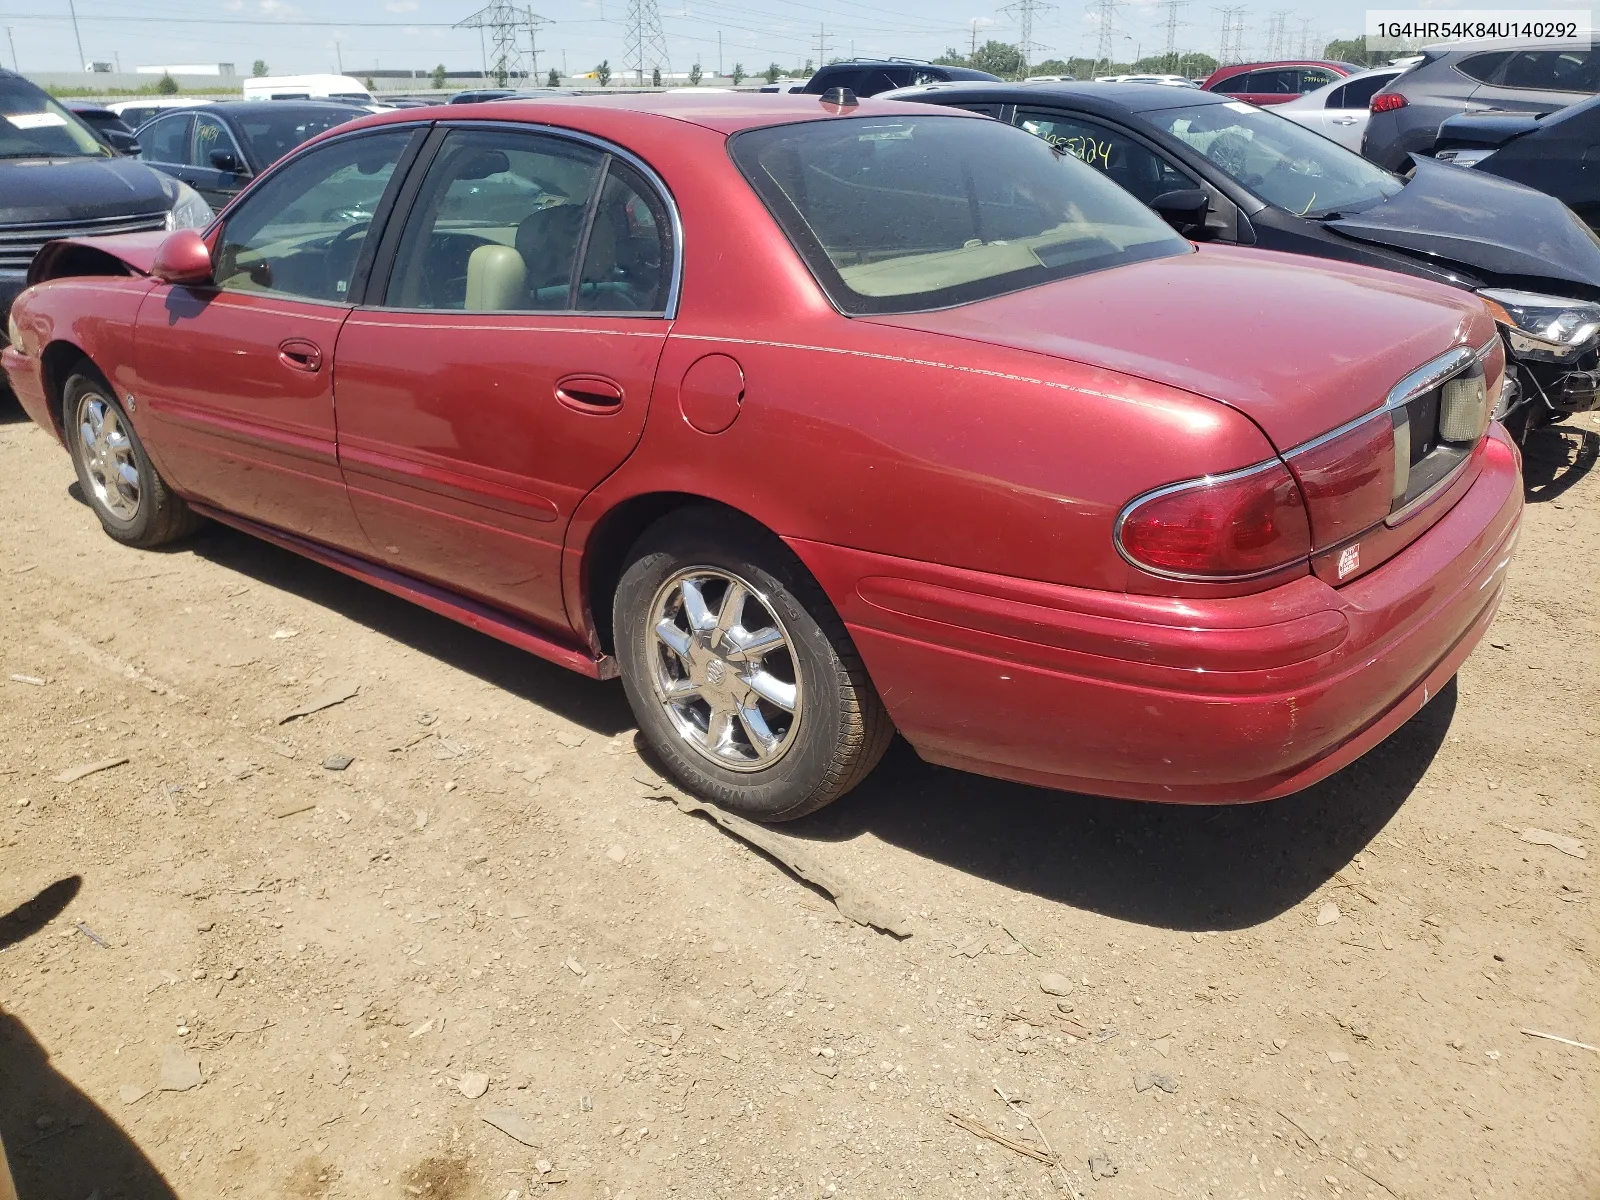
[{"xmin": 136, "ymin": 63, "xmax": 236, "ymax": 76}]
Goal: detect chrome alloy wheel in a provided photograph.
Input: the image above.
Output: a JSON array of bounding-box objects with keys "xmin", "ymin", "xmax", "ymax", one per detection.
[
  {"xmin": 75, "ymin": 393, "xmax": 140, "ymax": 521},
  {"xmin": 648, "ymin": 568, "xmax": 803, "ymax": 772}
]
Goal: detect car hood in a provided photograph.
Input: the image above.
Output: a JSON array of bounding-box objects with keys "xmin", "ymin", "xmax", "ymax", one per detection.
[
  {"xmin": 1434, "ymin": 110, "xmax": 1540, "ymax": 150},
  {"xmin": 0, "ymin": 155, "xmax": 173, "ymax": 226},
  {"xmin": 866, "ymin": 243, "xmax": 1491, "ymax": 450},
  {"xmin": 1325, "ymin": 156, "xmax": 1600, "ymax": 292}
]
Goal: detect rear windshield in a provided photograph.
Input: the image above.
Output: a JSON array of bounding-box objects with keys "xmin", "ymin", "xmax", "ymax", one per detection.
[
  {"xmin": 0, "ymin": 75, "xmax": 107, "ymax": 159},
  {"xmin": 730, "ymin": 115, "xmax": 1189, "ymax": 315}
]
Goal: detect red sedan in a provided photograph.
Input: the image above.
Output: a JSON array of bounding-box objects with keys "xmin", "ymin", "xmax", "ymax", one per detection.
[
  {"xmin": 2, "ymin": 94, "xmax": 1522, "ymax": 820},
  {"xmin": 1202, "ymin": 60, "xmax": 1359, "ymax": 105}
]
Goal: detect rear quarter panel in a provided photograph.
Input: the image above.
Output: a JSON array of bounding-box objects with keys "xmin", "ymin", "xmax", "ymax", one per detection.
[{"xmin": 563, "ymin": 114, "xmax": 1282, "ymax": 639}]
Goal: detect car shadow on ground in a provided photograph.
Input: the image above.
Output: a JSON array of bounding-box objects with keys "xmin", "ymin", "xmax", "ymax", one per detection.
[
  {"xmin": 183, "ymin": 522, "xmax": 637, "ymax": 737},
  {"xmin": 0, "ymin": 387, "xmax": 27, "ymax": 425},
  {"xmin": 0, "ymin": 878, "xmax": 178, "ymax": 1200},
  {"xmin": 1522, "ymin": 423, "xmax": 1598, "ymax": 503},
  {"xmin": 786, "ymin": 681, "xmax": 1457, "ymax": 931}
]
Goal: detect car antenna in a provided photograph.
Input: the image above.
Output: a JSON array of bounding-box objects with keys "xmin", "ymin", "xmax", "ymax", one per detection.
[{"xmin": 820, "ymin": 87, "xmax": 858, "ymax": 107}]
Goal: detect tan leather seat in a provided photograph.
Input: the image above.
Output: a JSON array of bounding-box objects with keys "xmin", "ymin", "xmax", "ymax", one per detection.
[{"xmin": 464, "ymin": 244, "xmax": 527, "ymax": 311}]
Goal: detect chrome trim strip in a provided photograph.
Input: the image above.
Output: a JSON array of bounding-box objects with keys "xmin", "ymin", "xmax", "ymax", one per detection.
[
  {"xmin": 1385, "ymin": 345, "xmax": 1476, "ymax": 410},
  {"xmin": 1282, "ymin": 405, "xmax": 1388, "ymax": 461},
  {"xmin": 1113, "ymin": 457, "xmax": 1301, "ymax": 584},
  {"xmin": 1475, "ymin": 335, "xmax": 1500, "ymax": 362}
]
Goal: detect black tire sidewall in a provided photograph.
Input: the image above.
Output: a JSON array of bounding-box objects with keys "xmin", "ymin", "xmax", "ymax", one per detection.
[
  {"xmin": 63, "ymin": 372, "xmax": 160, "ymax": 544},
  {"xmin": 615, "ymin": 520, "xmax": 856, "ymax": 821}
]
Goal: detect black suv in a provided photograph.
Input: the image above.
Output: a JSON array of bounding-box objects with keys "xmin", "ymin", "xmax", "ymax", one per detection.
[
  {"xmin": 0, "ymin": 69, "xmax": 213, "ymax": 328},
  {"xmin": 801, "ymin": 58, "xmax": 1000, "ymax": 97}
]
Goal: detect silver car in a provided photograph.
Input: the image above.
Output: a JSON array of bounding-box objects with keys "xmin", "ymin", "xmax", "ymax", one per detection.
[{"xmin": 1276, "ymin": 66, "xmax": 1405, "ymax": 152}]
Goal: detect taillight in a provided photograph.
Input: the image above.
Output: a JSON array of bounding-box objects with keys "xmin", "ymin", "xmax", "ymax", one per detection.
[
  {"xmin": 1370, "ymin": 92, "xmax": 1407, "ymax": 113},
  {"xmin": 1116, "ymin": 460, "xmax": 1312, "ymax": 580},
  {"xmin": 1284, "ymin": 413, "xmax": 1396, "ymax": 551}
]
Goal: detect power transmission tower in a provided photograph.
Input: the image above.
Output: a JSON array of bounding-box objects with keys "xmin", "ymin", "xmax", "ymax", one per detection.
[
  {"xmin": 1266, "ymin": 9, "xmax": 1291, "ymax": 58},
  {"xmin": 816, "ymin": 23, "xmax": 828, "ymax": 66},
  {"xmin": 1161, "ymin": 0, "xmax": 1188, "ymax": 71},
  {"xmin": 622, "ymin": 0, "xmax": 670, "ymax": 85},
  {"xmin": 1214, "ymin": 5, "xmax": 1245, "ymax": 63},
  {"xmin": 456, "ymin": 2, "xmax": 534, "ymax": 85},
  {"xmin": 1000, "ymin": 0, "xmax": 1056, "ymax": 74},
  {"xmin": 969, "ymin": 18, "xmax": 980, "ymax": 58},
  {"xmin": 1297, "ymin": 17, "xmax": 1313, "ymax": 58},
  {"xmin": 1081, "ymin": 0, "xmax": 1121, "ymax": 71}
]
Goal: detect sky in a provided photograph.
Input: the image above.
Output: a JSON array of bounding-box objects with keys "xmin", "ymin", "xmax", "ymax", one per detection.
[{"xmin": 0, "ymin": 0, "xmax": 1588, "ymax": 80}]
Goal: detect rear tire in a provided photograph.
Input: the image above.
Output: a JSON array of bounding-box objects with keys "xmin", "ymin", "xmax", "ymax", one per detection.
[
  {"xmin": 63, "ymin": 368, "xmax": 199, "ymax": 548},
  {"xmin": 613, "ymin": 507, "xmax": 893, "ymax": 822}
]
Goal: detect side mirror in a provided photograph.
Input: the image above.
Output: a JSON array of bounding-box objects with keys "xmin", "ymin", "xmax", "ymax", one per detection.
[
  {"xmin": 1149, "ymin": 188, "xmax": 1211, "ymax": 235},
  {"xmin": 151, "ymin": 229, "xmax": 213, "ymax": 286},
  {"xmin": 209, "ymin": 148, "xmax": 246, "ymax": 174}
]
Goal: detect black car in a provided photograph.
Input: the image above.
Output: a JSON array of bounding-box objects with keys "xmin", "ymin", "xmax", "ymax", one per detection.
[
  {"xmin": 1433, "ymin": 93, "xmax": 1600, "ymax": 229},
  {"xmin": 802, "ymin": 58, "xmax": 999, "ymax": 97},
  {"xmin": 891, "ymin": 80, "xmax": 1600, "ymax": 436},
  {"xmin": 133, "ymin": 100, "xmax": 368, "ymax": 209},
  {"xmin": 1363, "ymin": 43, "xmax": 1600, "ymax": 172},
  {"xmin": 450, "ymin": 88, "xmax": 519, "ymax": 104},
  {"xmin": 64, "ymin": 102, "xmax": 139, "ymax": 154},
  {"xmin": 0, "ymin": 70, "xmax": 212, "ymax": 329}
]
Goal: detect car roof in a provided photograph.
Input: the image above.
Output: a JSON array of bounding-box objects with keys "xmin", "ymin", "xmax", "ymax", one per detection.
[
  {"xmin": 887, "ymin": 79, "xmax": 1231, "ymax": 115},
  {"xmin": 152, "ymin": 99, "xmax": 369, "ymax": 120},
  {"xmin": 1207, "ymin": 59, "xmax": 1355, "ymax": 79},
  {"xmin": 361, "ymin": 91, "xmax": 981, "ymax": 135}
]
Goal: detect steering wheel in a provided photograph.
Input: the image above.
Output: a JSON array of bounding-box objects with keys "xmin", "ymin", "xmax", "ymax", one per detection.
[{"xmin": 1204, "ymin": 132, "xmax": 1252, "ymax": 179}]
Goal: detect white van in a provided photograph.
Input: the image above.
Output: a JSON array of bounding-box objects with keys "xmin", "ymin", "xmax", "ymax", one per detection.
[{"xmin": 241, "ymin": 74, "xmax": 375, "ymax": 104}]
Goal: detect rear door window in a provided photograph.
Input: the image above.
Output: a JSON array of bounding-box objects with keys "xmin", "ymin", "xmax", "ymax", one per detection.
[
  {"xmin": 1298, "ymin": 68, "xmax": 1340, "ymax": 91},
  {"xmin": 1211, "ymin": 70, "xmax": 1259, "ymax": 94},
  {"xmin": 1500, "ymin": 50, "xmax": 1598, "ymax": 92},
  {"xmin": 190, "ymin": 114, "xmax": 245, "ymax": 168},
  {"xmin": 1332, "ymin": 73, "xmax": 1394, "ymax": 108}
]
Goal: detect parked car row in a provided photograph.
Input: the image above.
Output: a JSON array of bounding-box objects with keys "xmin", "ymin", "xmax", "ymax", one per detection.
[{"xmin": 2, "ymin": 91, "xmax": 1524, "ymax": 821}]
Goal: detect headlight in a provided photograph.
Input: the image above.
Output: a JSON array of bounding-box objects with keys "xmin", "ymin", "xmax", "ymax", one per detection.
[
  {"xmin": 1434, "ymin": 147, "xmax": 1495, "ymax": 168},
  {"xmin": 165, "ymin": 181, "xmax": 214, "ymax": 232},
  {"xmin": 1478, "ymin": 288, "xmax": 1600, "ymax": 362}
]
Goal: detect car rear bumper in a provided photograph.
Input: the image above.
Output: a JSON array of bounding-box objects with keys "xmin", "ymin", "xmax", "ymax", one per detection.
[
  {"xmin": 1, "ymin": 342, "xmax": 56, "ymax": 433},
  {"xmin": 789, "ymin": 425, "xmax": 1523, "ymax": 804}
]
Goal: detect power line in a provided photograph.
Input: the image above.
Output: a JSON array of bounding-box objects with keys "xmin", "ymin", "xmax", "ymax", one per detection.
[{"xmin": 456, "ymin": 2, "xmax": 536, "ymax": 85}]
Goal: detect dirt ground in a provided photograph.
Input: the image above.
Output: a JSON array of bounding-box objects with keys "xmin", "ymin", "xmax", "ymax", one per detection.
[{"xmin": 0, "ymin": 390, "xmax": 1595, "ymax": 1200}]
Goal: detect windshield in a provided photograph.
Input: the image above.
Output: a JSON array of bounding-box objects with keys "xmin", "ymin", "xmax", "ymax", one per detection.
[
  {"xmin": 1142, "ymin": 100, "xmax": 1402, "ymax": 218},
  {"xmin": 0, "ymin": 76, "xmax": 107, "ymax": 159},
  {"xmin": 235, "ymin": 108, "xmax": 363, "ymax": 167},
  {"xmin": 730, "ymin": 115, "xmax": 1189, "ymax": 315}
]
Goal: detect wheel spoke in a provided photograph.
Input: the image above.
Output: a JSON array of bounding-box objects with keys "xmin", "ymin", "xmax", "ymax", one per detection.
[
  {"xmin": 661, "ymin": 677, "xmax": 702, "ymax": 703},
  {"xmin": 744, "ymin": 669, "xmax": 798, "ymax": 713},
  {"xmin": 704, "ymin": 703, "xmax": 736, "ymax": 752},
  {"xmin": 85, "ymin": 401, "xmax": 105, "ymax": 437},
  {"xmin": 680, "ymin": 578, "xmax": 716, "ymax": 633},
  {"xmin": 736, "ymin": 703, "xmax": 781, "ymax": 756},
  {"xmin": 712, "ymin": 580, "xmax": 747, "ymax": 642},
  {"xmin": 724, "ymin": 625, "xmax": 785, "ymax": 664},
  {"xmin": 653, "ymin": 618, "xmax": 693, "ymax": 664}
]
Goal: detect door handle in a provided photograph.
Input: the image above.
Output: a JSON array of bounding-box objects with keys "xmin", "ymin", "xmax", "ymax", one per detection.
[
  {"xmin": 278, "ymin": 338, "xmax": 323, "ymax": 372},
  {"xmin": 1331, "ymin": 115, "xmax": 1359, "ymax": 125},
  {"xmin": 555, "ymin": 375, "xmax": 623, "ymax": 413}
]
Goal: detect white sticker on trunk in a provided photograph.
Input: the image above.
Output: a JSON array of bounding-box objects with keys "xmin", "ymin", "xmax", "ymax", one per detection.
[
  {"xmin": 1337, "ymin": 544, "xmax": 1361, "ymax": 580},
  {"xmin": 5, "ymin": 112, "xmax": 68, "ymax": 129}
]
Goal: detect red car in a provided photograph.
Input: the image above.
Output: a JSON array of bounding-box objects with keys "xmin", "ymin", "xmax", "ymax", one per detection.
[
  {"xmin": 2, "ymin": 94, "xmax": 1522, "ymax": 820},
  {"xmin": 1202, "ymin": 60, "xmax": 1360, "ymax": 105}
]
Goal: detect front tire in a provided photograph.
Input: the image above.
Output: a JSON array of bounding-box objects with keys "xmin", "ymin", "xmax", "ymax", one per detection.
[
  {"xmin": 614, "ymin": 508, "xmax": 893, "ymax": 821},
  {"xmin": 63, "ymin": 368, "xmax": 199, "ymax": 548}
]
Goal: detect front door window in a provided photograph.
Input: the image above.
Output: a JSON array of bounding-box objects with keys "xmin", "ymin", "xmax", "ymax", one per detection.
[{"xmin": 215, "ymin": 128, "xmax": 414, "ymax": 303}]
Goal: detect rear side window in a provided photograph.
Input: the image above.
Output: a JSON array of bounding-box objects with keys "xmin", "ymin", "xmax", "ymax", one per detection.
[
  {"xmin": 1331, "ymin": 73, "xmax": 1394, "ymax": 108},
  {"xmin": 1015, "ymin": 109, "xmax": 1198, "ymax": 204},
  {"xmin": 1500, "ymin": 50, "xmax": 1598, "ymax": 92},
  {"xmin": 1455, "ymin": 51, "xmax": 1510, "ymax": 83},
  {"xmin": 1298, "ymin": 68, "xmax": 1340, "ymax": 90},
  {"xmin": 730, "ymin": 115, "xmax": 1188, "ymax": 315},
  {"xmin": 1210, "ymin": 71, "xmax": 1257, "ymax": 94}
]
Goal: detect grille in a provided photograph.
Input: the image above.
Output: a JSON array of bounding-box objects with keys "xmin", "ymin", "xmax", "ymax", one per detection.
[{"xmin": 0, "ymin": 210, "xmax": 170, "ymax": 272}]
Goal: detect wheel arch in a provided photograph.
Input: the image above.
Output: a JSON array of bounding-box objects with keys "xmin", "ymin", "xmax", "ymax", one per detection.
[
  {"xmin": 38, "ymin": 340, "xmax": 99, "ymax": 440},
  {"xmin": 574, "ymin": 490, "xmax": 787, "ymax": 657}
]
